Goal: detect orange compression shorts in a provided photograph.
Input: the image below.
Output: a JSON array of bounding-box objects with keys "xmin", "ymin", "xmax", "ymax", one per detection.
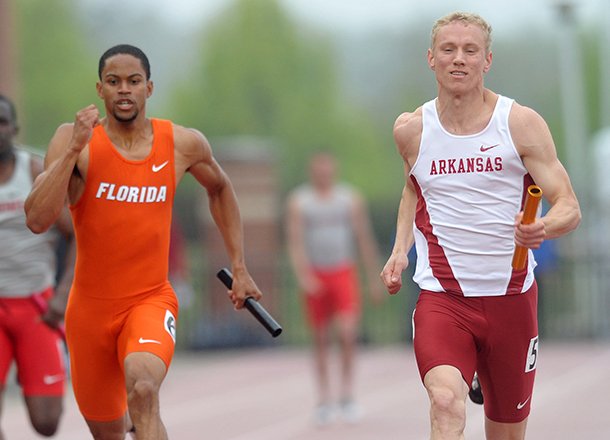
[{"xmin": 65, "ymin": 283, "xmax": 178, "ymax": 421}]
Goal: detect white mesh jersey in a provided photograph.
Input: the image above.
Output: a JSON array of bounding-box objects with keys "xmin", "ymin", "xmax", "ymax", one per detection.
[
  {"xmin": 293, "ymin": 183, "xmax": 356, "ymax": 269},
  {"xmin": 409, "ymin": 95, "xmax": 537, "ymax": 297},
  {"xmin": 0, "ymin": 149, "xmax": 57, "ymax": 297}
]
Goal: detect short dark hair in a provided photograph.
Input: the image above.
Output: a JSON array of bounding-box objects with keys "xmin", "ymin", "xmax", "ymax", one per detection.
[
  {"xmin": 98, "ymin": 44, "xmax": 151, "ymax": 80},
  {"xmin": 0, "ymin": 94, "xmax": 17, "ymax": 122}
]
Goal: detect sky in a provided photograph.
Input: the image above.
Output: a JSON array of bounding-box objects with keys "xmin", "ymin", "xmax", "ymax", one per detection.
[
  {"xmin": 78, "ymin": 0, "xmax": 610, "ymax": 142},
  {"xmin": 83, "ymin": 0, "xmax": 608, "ymax": 34}
]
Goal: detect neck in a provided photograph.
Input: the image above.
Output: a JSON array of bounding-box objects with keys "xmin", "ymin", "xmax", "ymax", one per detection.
[
  {"xmin": 313, "ymin": 184, "xmax": 334, "ymax": 197},
  {"xmin": 103, "ymin": 117, "xmax": 151, "ymax": 151},
  {"xmin": 436, "ymin": 88, "xmax": 494, "ymax": 134},
  {"xmin": 0, "ymin": 147, "xmax": 15, "ymax": 164}
]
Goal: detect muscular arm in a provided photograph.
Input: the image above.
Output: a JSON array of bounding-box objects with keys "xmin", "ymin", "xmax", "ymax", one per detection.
[
  {"xmin": 25, "ymin": 105, "xmax": 98, "ymax": 233},
  {"xmin": 510, "ymin": 104, "xmax": 581, "ymax": 247},
  {"xmin": 29, "ymin": 155, "xmax": 75, "ymax": 327},
  {"xmin": 380, "ymin": 111, "xmax": 421, "ymax": 294},
  {"xmin": 175, "ymin": 126, "xmax": 261, "ymax": 307}
]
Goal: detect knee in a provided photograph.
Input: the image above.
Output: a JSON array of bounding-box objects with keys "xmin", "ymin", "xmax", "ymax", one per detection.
[
  {"xmin": 31, "ymin": 415, "xmax": 61, "ymax": 437},
  {"xmin": 428, "ymin": 385, "xmax": 466, "ymax": 431},
  {"xmin": 128, "ymin": 378, "xmax": 159, "ymax": 408},
  {"xmin": 29, "ymin": 405, "xmax": 62, "ymax": 437},
  {"xmin": 86, "ymin": 416, "xmax": 129, "ymax": 440}
]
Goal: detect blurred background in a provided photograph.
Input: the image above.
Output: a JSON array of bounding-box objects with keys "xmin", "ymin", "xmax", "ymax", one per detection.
[{"xmin": 1, "ymin": 0, "xmax": 609, "ymax": 349}]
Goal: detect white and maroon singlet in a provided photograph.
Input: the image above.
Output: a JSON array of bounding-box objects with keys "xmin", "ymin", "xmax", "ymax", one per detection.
[{"xmin": 409, "ymin": 95, "xmax": 537, "ymax": 297}]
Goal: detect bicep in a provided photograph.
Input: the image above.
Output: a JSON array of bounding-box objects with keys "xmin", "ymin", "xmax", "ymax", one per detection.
[
  {"xmin": 54, "ymin": 207, "xmax": 73, "ymax": 239},
  {"xmin": 30, "ymin": 155, "xmax": 44, "ymax": 178},
  {"xmin": 393, "ymin": 110, "xmax": 422, "ymax": 173},
  {"xmin": 525, "ymin": 153, "xmax": 575, "ymax": 206},
  {"xmin": 177, "ymin": 128, "xmax": 228, "ymax": 192},
  {"xmin": 44, "ymin": 124, "xmax": 73, "ymax": 169},
  {"xmin": 188, "ymin": 156, "xmax": 229, "ymax": 194},
  {"xmin": 514, "ymin": 109, "xmax": 575, "ymax": 205}
]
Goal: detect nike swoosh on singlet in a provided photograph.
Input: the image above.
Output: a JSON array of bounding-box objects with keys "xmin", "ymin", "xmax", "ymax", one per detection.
[
  {"xmin": 516, "ymin": 396, "xmax": 531, "ymax": 410},
  {"xmin": 43, "ymin": 374, "xmax": 64, "ymax": 385},
  {"xmin": 152, "ymin": 161, "xmax": 169, "ymax": 172},
  {"xmin": 138, "ymin": 337, "xmax": 162, "ymax": 344},
  {"xmin": 480, "ymin": 144, "xmax": 500, "ymax": 152}
]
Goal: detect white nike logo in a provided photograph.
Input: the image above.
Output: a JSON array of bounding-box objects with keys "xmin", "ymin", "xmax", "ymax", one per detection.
[
  {"xmin": 138, "ymin": 337, "xmax": 162, "ymax": 344},
  {"xmin": 516, "ymin": 396, "xmax": 531, "ymax": 410},
  {"xmin": 152, "ymin": 161, "xmax": 169, "ymax": 172},
  {"xmin": 43, "ymin": 374, "xmax": 64, "ymax": 385}
]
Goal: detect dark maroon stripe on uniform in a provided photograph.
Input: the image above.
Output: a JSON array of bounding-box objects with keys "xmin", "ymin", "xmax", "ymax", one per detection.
[
  {"xmin": 506, "ymin": 174, "xmax": 536, "ymax": 294},
  {"xmin": 410, "ymin": 176, "xmax": 463, "ymax": 295}
]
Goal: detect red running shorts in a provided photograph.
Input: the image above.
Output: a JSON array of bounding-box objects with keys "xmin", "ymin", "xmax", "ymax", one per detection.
[
  {"xmin": 304, "ymin": 264, "xmax": 361, "ymax": 329},
  {"xmin": 413, "ymin": 282, "xmax": 538, "ymax": 423},
  {"xmin": 0, "ymin": 287, "xmax": 65, "ymax": 396}
]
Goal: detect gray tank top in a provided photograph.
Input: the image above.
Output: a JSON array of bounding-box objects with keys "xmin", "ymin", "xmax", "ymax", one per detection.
[
  {"xmin": 0, "ymin": 149, "xmax": 57, "ymax": 297},
  {"xmin": 294, "ymin": 183, "xmax": 356, "ymax": 269}
]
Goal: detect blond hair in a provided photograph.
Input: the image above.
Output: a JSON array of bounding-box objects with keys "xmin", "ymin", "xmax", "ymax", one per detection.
[{"xmin": 431, "ymin": 12, "xmax": 493, "ymax": 53}]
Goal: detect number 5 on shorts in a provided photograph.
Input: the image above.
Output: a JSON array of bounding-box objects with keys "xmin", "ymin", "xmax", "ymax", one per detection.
[{"xmin": 525, "ymin": 335, "xmax": 539, "ymax": 373}]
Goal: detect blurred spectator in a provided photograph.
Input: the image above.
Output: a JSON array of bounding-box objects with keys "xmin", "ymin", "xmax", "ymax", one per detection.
[
  {"xmin": 0, "ymin": 94, "xmax": 74, "ymax": 438},
  {"xmin": 286, "ymin": 152, "xmax": 382, "ymax": 426}
]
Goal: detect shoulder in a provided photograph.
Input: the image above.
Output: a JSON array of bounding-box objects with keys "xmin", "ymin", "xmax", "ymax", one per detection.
[
  {"xmin": 340, "ymin": 183, "xmax": 367, "ymax": 211},
  {"xmin": 46, "ymin": 123, "xmax": 76, "ymax": 157},
  {"xmin": 508, "ymin": 101, "xmax": 546, "ymax": 131},
  {"xmin": 172, "ymin": 123, "xmax": 213, "ymax": 164},
  {"xmin": 336, "ymin": 182, "xmax": 360, "ymax": 199},
  {"xmin": 287, "ymin": 184, "xmax": 309, "ymax": 203},
  {"xmin": 393, "ymin": 108, "xmax": 423, "ymax": 143},
  {"xmin": 54, "ymin": 122, "xmax": 75, "ymax": 139},
  {"xmin": 394, "ymin": 108, "xmax": 423, "ymax": 133},
  {"xmin": 508, "ymin": 101, "xmax": 552, "ymax": 150},
  {"xmin": 393, "ymin": 107, "xmax": 423, "ymax": 161},
  {"xmin": 172, "ymin": 123, "xmax": 210, "ymax": 149}
]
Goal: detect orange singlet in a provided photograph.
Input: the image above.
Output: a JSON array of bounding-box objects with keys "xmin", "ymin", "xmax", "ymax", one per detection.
[{"xmin": 65, "ymin": 119, "xmax": 179, "ymax": 421}]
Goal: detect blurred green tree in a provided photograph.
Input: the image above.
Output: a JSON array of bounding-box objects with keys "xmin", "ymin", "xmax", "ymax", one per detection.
[
  {"xmin": 170, "ymin": 0, "xmax": 401, "ymax": 200},
  {"xmin": 15, "ymin": 0, "xmax": 97, "ymax": 149}
]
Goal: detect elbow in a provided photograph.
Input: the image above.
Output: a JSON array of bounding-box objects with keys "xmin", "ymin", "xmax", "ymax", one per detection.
[
  {"xmin": 26, "ymin": 216, "xmax": 51, "ymax": 234},
  {"xmin": 561, "ymin": 205, "xmax": 582, "ymax": 236},
  {"xmin": 571, "ymin": 207, "xmax": 582, "ymax": 232},
  {"xmin": 24, "ymin": 207, "xmax": 54, "ymax": 234}
]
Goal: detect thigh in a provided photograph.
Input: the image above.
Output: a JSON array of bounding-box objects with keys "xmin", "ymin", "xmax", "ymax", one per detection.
[
  {"xmin": 6, "ymin": 295, "xmax": 65, "ymax": 397},
  {"xmin": 15, "ymin": 322, "xmax": 65, "ymax": 397},
  {"xmin": 327, "ymin": 265, "xmax": 361, "ymax": 318},
  {"xmin": 0, "ymin": 304, "xmax": 14, "ymax": 387},
  {"xmin": 66, "ymin": 294, "xmax": 127, "ymax": 421},
  {"xmin": 118, "ymin": 286, "xmax": 178, "ymax": 371},
  {"xmin": 413, "ymin": 291, "xmax": 480, "ymax": 384},
  {"xmin": 477, "ymin": 282, "xmax": 538, "ymax": 423},
  {"xmin": 303, "ymin": 279, "xmax": 332, "ymax": 330}
]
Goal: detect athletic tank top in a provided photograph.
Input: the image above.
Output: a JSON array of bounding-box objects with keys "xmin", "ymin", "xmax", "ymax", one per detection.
[
  {"xmin": 0, "ymin": 149, "xmax": 57, "ymax": 297},
  {"xmin": 70, "ymin": 119, "xmax": 176, "ymax": 299},
  {"xmin": 293, "ymin": 183, "xmax": 356, "ymax": 269},
  {"xmin": 410, "ymin": 95, "xmax": 536, "ymax": 297}
]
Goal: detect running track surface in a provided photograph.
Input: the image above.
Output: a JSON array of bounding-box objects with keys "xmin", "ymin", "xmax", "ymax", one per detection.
[{"xmin": 3, "ymin": 342, "xmax": 609, "ymax": 439}]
